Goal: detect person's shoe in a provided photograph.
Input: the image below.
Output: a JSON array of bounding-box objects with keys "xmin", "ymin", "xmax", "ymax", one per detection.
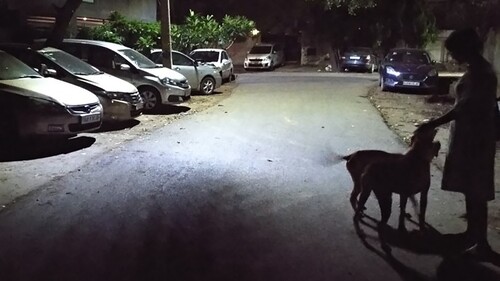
[{"xmin": 462, "ymin": 242, "xmax": 499, "ymax": 262}]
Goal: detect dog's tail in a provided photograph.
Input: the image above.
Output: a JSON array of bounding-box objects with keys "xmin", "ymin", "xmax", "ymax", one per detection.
[{"xmin": 320, "ymin": 148, "xmax": 348, "ymax": 166}]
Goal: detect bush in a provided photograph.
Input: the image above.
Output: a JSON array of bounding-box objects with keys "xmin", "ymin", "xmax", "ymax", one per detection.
[{"xmin": 77, "ymin": 11, "xmax": 254, "ymax": 54}]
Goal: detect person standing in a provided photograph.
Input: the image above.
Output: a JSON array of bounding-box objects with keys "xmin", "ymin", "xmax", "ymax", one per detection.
[{"xmin": 416, "ymin": 28, "xmax": 498, "ymax": 257}]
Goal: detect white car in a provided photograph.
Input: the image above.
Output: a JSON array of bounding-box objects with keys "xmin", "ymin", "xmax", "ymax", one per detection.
[
  {"xmin": 189, "ymin": 48, "xmax": 234, "ymax": 82},
  {"xmin": 60, "ymin": 39, "xmax": 191, "ymax": 112},
  {"xmin": 1, "ymin": 44, "xmax": 143, "ymax": 122},
  {"xmin": 150, "ymin": 49, "xmax": 222, "ymax": 95},
  {"xmin": 0, "ymin": 51, "xmax": 103, "ymax": 140},
  {"xmin": 244, "ymin": 43, "xmax": 285, "ymax": 71}
]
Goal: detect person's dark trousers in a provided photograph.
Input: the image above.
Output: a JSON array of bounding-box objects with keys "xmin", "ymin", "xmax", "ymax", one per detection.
[{"xmin": 465, "ymin": 196, "xmax": 489, "ymax": 247}]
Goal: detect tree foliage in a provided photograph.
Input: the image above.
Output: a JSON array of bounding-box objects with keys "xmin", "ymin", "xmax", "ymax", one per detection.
[{"xmin": 78, "ymin": 11, "xmax": 254, "ymax": 54}]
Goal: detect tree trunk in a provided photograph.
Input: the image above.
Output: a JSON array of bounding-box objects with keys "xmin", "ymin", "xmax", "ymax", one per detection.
[
  {"xmin": 45, "ymin": 0, "xmax": 82, "ymax": 48},
  {"xmin": 160, "ymin": 0, "xmax": 172, "ymax": 68}
]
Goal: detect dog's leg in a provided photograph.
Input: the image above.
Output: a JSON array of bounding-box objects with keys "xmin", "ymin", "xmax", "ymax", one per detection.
[
  {"xmin": 398, "ymin": 195, "xmax": 408, "ymax": 232},
  {"xmin": 355, "ymin": 184, "xmax": 372, "ymax": 218},
  {"xmin": 377, "ymin": 192, "xmax": 392, "ymax": 229},
  {"xmin": 350, "ymin": 179, "xmax": 361, "ymax": 211},
  {"xmin": 419, "ymin": 190, "xmax": 428, "ymax": 231}
]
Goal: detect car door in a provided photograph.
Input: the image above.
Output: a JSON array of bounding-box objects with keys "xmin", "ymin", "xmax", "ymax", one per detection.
[
  {"xmin": 221, "ymin": 51, "xmax": 232, "ymax": 78},
  {"xmin": 172, "ymin": 51, "xmax": 199, "ymax": 90},
  {"xmin": 85, "ymin": 46, "xmax": 135, "ymax": 85}
]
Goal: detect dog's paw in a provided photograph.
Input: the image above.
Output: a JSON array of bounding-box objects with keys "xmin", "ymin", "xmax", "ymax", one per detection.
[{"xmin": 398, "ymin": 225, "xmax": 408, "ymax": 233}]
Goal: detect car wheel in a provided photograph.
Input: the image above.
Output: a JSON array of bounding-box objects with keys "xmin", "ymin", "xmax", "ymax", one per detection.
[
  {"xmin": 139, "ymin": 87, "xmax": 161, "ymax": 111},
  {"xmin": 380, "ymin": 76, "xmax": 388, "ymax": 92},
  {"xmin": 200, "ymin": 76, "xmax": 216, "ymax": 95}
]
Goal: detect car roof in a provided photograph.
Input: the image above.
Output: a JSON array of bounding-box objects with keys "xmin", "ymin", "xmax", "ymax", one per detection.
[
  {"xmin": 389, "ymin": 48, "xmax": 427, "ymax": 53},
  {"xmin": 62, "ymin": 39, "xmax": 131, "ymax": 51},
  {"xmin": 191, "ymin": 48, "xmax": 224, "ymax": 52},
  {"xmin": 0, "ymin": 43, "xmax": 62, "ymax": 53}
]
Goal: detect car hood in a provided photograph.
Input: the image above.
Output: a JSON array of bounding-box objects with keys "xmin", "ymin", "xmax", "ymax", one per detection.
[
  {"xmin": 140, "ymin": 67, "xmax": 187, "ymax": 81},
  {"xmin": 386, "ymin": 63, "xmax": 434, "ymax": 73},
  {"xmin": 0, "ymin": 77, "xmax": 99, "ymax": 106},
  {"xmin": 246, "ymin": 54, "xmax": 272, "ymax": 59},
  {"xmin": 76, "ymin": 73, "xmax": 137, "ymax": 93}
]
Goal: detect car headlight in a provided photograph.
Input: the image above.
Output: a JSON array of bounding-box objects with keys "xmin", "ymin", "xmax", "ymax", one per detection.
[
  {"xmin": 160, "ymin": 77, "xmax": 175, "ymax": 86},
  {"xmin": 428, "ymin": 69, "xmax": 438, "ymax": 77},
  {"xmin": 30, "ymin": 97, "xmax": 66, "ymax": 113},
  {"xmin": 386, "ymin": 66, "xmax": 401, "ymax": 77}
]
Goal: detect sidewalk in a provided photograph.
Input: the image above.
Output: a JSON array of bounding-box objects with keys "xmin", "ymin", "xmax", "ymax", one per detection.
[{"xmin": 367, "ymin": 86, "xmax": 500, "ymax": 234}]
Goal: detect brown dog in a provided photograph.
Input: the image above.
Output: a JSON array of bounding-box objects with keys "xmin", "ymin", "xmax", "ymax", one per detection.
[{"xmin": 343, "ymin": 129, "xmax": 440, "ymax": 231}]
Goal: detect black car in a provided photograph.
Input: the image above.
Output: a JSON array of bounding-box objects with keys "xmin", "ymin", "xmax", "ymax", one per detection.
[
  {"xmin": 379, "ymin": 48, "xmax": 438, "ymax": 93},
  {"xmin": 340, "ymin": 47, "xmax": 378, "ymax": 73}
]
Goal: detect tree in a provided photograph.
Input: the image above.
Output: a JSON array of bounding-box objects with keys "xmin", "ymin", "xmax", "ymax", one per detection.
[
  {"xmin": 159, "ymin": 0, "xmax": 172, "ymax": 68},
  {"xmin": 442, "ymin": 0, "xmax": 500, "ymax": 38},
  {"xmin": 45, "ymin": 0, "xmax": 83, "ymax": 48},
  {"xmin": 78, "ymin": 11, "xmax": 254, "ymax": 55}
]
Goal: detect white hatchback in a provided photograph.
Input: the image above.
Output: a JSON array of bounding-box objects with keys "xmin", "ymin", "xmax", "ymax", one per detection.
[{"xmin": 189, "ymin": 48, "xmax": 234, "ymax": 82}]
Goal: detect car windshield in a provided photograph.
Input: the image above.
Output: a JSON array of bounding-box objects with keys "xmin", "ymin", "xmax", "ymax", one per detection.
[
  {"xmin": 249, "ymin": 46, "xmax": 272, "ymax": 54},
  {"xmin": 345, "ymin": 48, "xmax": 372, "ymax": 55},
  {"xmin": 190, "ymin": 51, "xmax": 219, "ymax": 62},
  {"xmin": 387, "ymin": 50, "xmax": 431, "ymax": 64},
  {"xmin": 119, "ymin": 49, "xmax": 157, "ymax": 69},
  {"xmin": 41, "ymin": 49, "xmax": 102, "ymax": 75},
  {"xmin": 0, "ymin": 51, "xmax": 42, "ymax": 80}
]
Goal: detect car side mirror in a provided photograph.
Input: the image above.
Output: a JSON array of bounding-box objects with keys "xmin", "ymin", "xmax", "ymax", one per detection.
[
  {"xmin": 45, "ymin": 68, "xmax": 58, "ymax": 77},
  {"xmin": 119, "ymin": 64, "xmax": 131, "ymax": 71},
  {"xmin": 39, "ymin": 64, "xmax": 57, "ymax": 77}
]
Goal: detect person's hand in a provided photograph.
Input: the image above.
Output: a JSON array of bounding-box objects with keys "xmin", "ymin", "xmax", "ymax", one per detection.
[{"xmin": 414, "ymin": 119, "xmax": 435, "ymax": 135}]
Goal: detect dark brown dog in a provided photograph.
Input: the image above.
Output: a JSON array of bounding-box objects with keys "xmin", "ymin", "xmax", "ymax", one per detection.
[{"xmin": 343, "ymin": 129, "xmax": 440, "ymax": 231}]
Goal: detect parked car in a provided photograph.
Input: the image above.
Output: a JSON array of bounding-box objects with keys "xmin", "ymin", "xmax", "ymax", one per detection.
[
  {"xmin": 189, "ymin": 48, "xmax": 234, "ymax": 82},
  {"xmin": 340, "ymin": 47, "xmax": 378, "ymax": 73},
  {"xmin": 0, "ymin": 44, "xmax": 143, "ymax": 122},
  {"xmin": 379, "ymin": 48, "xmax": 438, "ymax": 93},
  {"xmin": 244, "ymin": 43, "xmax": 285, "ymax": 71},
  {"xmin": 0, "ymin": 50, "xmax": 102, "ymax": 140},
  {"xmin": 58, "ymin": 39, "xmax": 191, "ymax": 112},
  {"xmin": 150, "ymin": 49, "xmax": 222, "ymax": 95}
]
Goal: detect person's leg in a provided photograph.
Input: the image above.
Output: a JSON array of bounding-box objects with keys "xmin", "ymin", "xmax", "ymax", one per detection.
[{"xmin": 465, "ymin": 196, "xmax": 490, "ymax": 251}]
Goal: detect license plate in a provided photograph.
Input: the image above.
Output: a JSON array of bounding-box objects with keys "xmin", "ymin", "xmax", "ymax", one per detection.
[
  {"xmin": 81, "ymin": 113, "xmax": 101, "ymax": 124},
  {"xmin": 403, "ymin": 81, "xmax": 420, "ymax": 86},
  {"xmin": 350, "ymin": 56, "xmax": 361, "ymax": 60}
]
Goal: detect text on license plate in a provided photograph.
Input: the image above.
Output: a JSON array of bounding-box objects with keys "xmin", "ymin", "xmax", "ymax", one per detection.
[
  {"xmin": 403, "ymin": 81, "xmax": 420, "ymax": 86},
  {"xmin": 81, "ymin": 113, "xmax": 101, "ymax": 124}
]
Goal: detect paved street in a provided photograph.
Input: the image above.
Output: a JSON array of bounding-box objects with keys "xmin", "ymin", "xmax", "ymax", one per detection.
[{"xmin": 1, "ymin": 72, "xmax": 499, "ymax": 281}]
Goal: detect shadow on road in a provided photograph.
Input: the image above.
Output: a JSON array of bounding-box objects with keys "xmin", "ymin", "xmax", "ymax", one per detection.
[
  {"xmin": 354, "ymin": 214, "xmax": 500, "ymax": 281},
  {"xmin": 146, "ymin": 104, "xmax": 191, "ymax": 115},
  {"xmin": 95, "ymin": 119, "xmax": 141, "ymax": 133},
  {"xmin": 0, "ymin": 136, "xmax": 96, "ymax": 162}
]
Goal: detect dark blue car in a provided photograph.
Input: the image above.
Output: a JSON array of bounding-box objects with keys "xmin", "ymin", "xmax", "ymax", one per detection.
[{"xmin": 379, "ymin": 48, "xmax": 438, "ymax": 93}]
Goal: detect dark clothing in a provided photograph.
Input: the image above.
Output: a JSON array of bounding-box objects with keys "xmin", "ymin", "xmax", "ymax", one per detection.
[{"xmin": 441, "ymin": 61, "xmax": 497, "ymax": 201}]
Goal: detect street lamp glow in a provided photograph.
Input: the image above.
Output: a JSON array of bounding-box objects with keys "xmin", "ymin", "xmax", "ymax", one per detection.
[{"xmin": 251, "ymin": 29, "xmax": 260, "ymax": 36}]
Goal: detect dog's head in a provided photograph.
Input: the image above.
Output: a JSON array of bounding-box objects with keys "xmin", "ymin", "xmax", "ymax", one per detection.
[{"xmin": 409, "ymin": 129, "xmax": 441, "ymax": 161}]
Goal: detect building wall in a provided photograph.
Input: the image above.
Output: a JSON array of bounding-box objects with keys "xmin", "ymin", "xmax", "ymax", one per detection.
[{"xmin": 5, "ymin": 0, "xmax": 156, "ymax": 22}]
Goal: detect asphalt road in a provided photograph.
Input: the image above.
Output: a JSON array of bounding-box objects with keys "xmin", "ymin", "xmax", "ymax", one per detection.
[{"xmin": 1, "ymin": 72, "xmax": 499, "ymax": 281}]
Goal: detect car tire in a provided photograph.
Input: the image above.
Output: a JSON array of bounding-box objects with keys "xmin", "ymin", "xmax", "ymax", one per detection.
[
  {"xmin": 380, "ymin": 76, "xmax": 388, "ymax": 92},
  {"xmin": 139, "ymin": 87, "xmax": 161, "ymax": 112},
  {"xmin": 200, "ymin": 76, "xmax": 216, "ymax": 95}
]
